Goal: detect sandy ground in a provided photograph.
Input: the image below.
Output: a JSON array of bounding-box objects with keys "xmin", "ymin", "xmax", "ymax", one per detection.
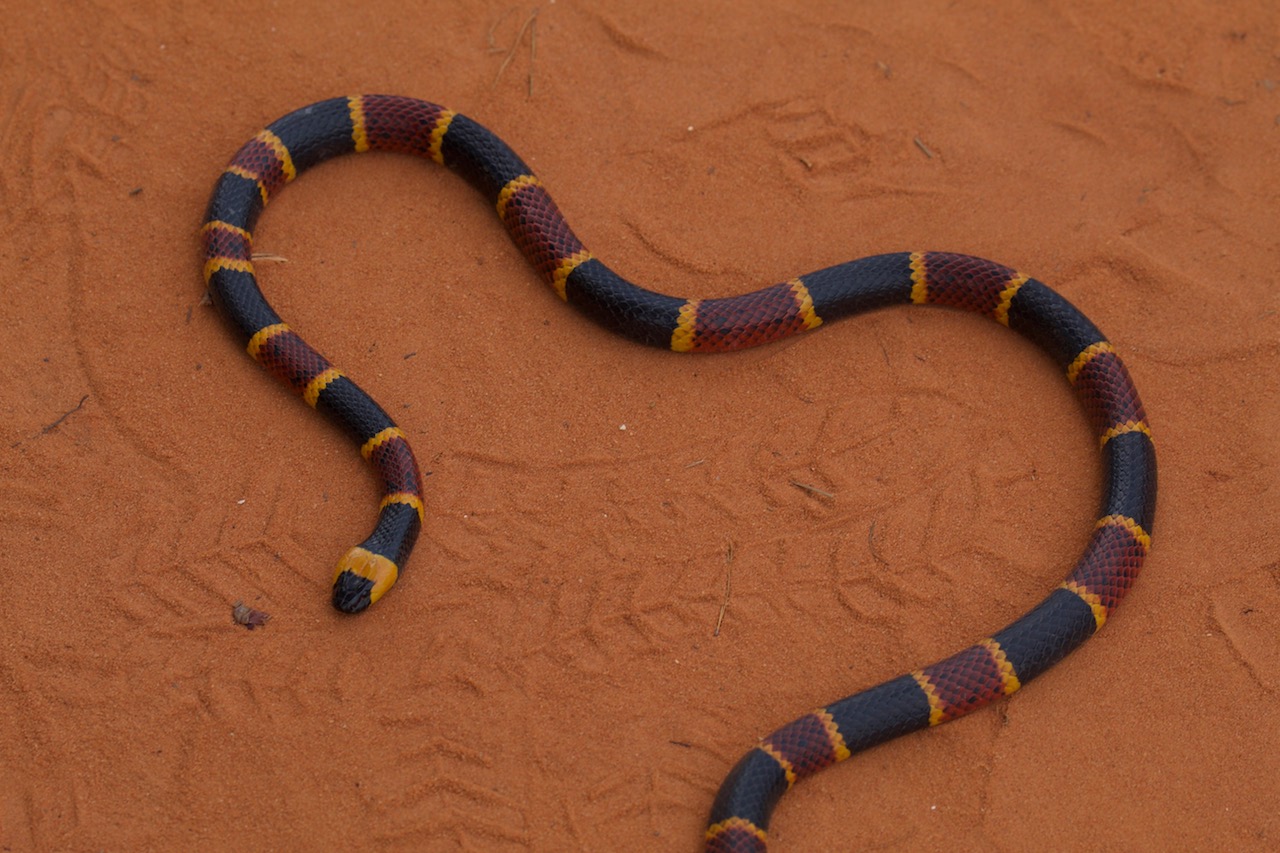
[{"xmin": 2, "ymin": 1, "xmax": 1278, "ymax": 850}]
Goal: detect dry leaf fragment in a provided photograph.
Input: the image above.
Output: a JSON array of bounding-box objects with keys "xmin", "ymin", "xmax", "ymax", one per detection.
[{"xmin": 232, "ymin": 600, "xmax": 271, "ymax": 629}]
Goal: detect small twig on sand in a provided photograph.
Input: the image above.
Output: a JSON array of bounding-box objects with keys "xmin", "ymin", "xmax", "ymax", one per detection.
[
  {"xmin": 714, "ymin": 541, "xmax": 734, "ymax": 637},
  {"xmin": 913, "ymin": 136, "xmax": 935, "ymax": 159},
  {"xmin": 790, "ymin": 480, "xmax": 835, "ymax": 499},
  {"xmin": 868, "ymin": 520, "xmax": 889, "ymax": 567},
  {"xmin": 493, "ymin": 7, "xmax": 540, "ymax": 89},
  {"xmin": 527, "ymin": 11, "xmax": 538, "ymax": 97},
  {"xmin": 41, "ymin": 394, "xmax": 89, "ymax": 435}
]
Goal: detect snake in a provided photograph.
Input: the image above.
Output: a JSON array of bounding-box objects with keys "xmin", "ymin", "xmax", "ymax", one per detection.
[{"xmin": 199, "ymin": 95, "xmax": 1157, "ymax": 852}]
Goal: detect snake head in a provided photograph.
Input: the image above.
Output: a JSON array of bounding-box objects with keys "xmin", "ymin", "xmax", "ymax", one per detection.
[{"xmin": 331, "ymin": 546, "xmax": 399, "ymax": 613}]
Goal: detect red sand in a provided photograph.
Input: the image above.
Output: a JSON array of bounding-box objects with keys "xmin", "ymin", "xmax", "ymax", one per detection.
[{"xmin": 2, "ymin": 2, "xmax": 1278, "ymax": 850}]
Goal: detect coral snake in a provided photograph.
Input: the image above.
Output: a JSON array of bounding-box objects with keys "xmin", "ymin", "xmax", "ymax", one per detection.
[{"xmin": 200, "ymin": 95, "xmax": 1157, "ymax": 852}]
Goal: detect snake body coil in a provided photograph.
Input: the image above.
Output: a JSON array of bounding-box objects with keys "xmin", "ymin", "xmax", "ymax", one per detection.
[{"xmin": 201, "ymin": 95, "xmax": 1156, "ymax": 852}]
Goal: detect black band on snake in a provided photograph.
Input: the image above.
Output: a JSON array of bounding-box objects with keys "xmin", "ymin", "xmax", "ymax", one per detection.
[{"xmin": 200, "ymin": 95, "xmax": 1157, "ymax": 852}]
